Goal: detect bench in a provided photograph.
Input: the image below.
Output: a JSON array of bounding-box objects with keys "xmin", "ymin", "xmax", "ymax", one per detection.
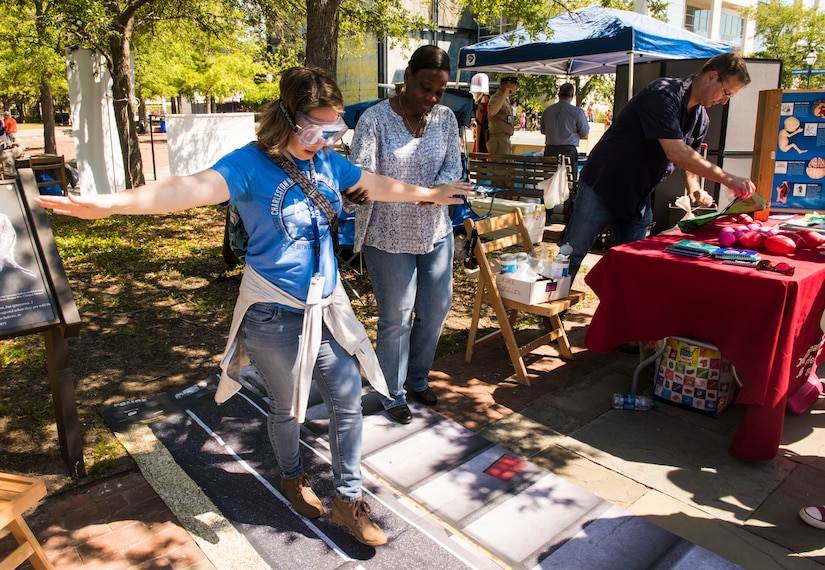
[
  {"xmin": 467, "ymin": 152, "xmax": 572, "ymax": 201},
  {"xmin": 0, "ymin": 472, "xmax": 53, "ymax": 570},
  {"xmin": 467, "ymin": 153, "xmax": 575, "ymax": 224}
]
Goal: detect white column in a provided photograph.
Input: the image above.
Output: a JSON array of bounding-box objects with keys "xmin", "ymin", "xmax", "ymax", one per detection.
[
  {"xmin": 743, "ymin": 14, "xmax": 757, "ymax": 55},
  {"xmin": 709, "ymin": 0, "xmax": 723, "ymax": 42},
  {"xmin": 66, "ymin": 48, "xmax": 125, "ymax": 196}
]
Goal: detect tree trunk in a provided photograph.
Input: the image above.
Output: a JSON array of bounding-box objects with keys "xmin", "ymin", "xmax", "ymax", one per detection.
[
  {"xmin": 108, "ymin": 23, "xmax": 145, "ymax": 188},
  {"xmin": 34, "ymin": 0, "xmax": 56, "ymax": 154},
  {"xmin": 305, "ymin": 0, "xmax": 340, "ymax": 76},
  {"xmin": 40, "ymin": 83, "xmax": 56, "ymax": 155}
]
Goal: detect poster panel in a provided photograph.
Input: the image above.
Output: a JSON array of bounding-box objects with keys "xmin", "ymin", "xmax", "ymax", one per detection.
[
  {"xmin": 771, "ymin": 91, "xmax": 825, "ymax": 211},
  {"xmin": 0, "ymin": 179, "xmax": 59, "ymax": 337},
  {"xmin": 166, "ymin": 113, "xmax": 256, "ymax": 176}
]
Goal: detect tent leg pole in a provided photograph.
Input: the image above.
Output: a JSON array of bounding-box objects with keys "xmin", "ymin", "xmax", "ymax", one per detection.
[{"xmin": 628, "ymin": 52, "xmax": 634, "ymax": 101}]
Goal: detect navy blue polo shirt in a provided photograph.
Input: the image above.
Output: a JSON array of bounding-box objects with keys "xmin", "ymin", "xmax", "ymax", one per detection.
[{"xmin": 579, "ymin": 75, "xmax": 708, "ymax": 221}]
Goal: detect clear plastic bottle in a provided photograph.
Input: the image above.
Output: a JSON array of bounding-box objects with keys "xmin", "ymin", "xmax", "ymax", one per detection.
[
  {"xmin": 550, "ymin": 243, "xmax": 573, "ymax": 279},
  {"xmin": 612, "ymin": 393, "xmax": 654, "ymax": 410}
]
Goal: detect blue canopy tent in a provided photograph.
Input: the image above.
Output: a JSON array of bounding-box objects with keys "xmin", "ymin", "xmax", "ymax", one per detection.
[{"xmin": 458, "ymin": 6, "xmax": 730, "ymax": 98}]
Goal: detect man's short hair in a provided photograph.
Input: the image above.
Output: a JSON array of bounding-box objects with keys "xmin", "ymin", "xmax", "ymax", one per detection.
[
  {"xmin": 559, "ymin": 83, "xmax": 575, "ymax": 99},
  {"xmin": 701, "ymin": 52, "xmax": 751, "ymax": 86}
]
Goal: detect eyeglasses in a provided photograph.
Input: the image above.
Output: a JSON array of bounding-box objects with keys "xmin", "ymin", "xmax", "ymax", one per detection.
[
  {"xmin": 756, "ymin": 259, "xmax": 795, "ymax": 276},
  {"xmin": 278, "ymin": 100, "xmax": 348, "ymax": 147},
  {"xmin": 717, "ymin": 77, "xmax": 733, "ymax": 98}
]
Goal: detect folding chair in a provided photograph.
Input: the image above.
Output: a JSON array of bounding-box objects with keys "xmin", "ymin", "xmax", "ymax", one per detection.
[
  {"xmin": 0, "ymin": 472, "xmax": 54, "ymax": 569},
  {"xmin": 30, "ymin": 155, "xmax": 69, "ymax": 196},
  {"xmin": 333, "ymin": 209, "xmax": 370, "ymax": 305},
  {"xmin": 463, "ymin": 209, "xmax": 585, "ymax": 385}
]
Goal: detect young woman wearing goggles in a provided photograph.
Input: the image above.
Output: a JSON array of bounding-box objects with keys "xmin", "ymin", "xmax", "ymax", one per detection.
[{"xmin": 35, "ymin": 66, "xmax": 471, "ymax": 547}]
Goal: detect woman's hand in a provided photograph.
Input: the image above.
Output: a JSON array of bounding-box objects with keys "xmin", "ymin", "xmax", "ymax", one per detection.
[
  {"xmin": 357, "ymin": 171, "xmax": 472, "ymax": 205},
  {"xmin": 430, "ymin": 181, "xmax": 473, "ymax": 205},
  {"xmin": 344, "ymin": 185, "xmax": 370, "ymax": 205},
  {"xmin": 35, "ymin": 170, "xmax": 230, "ymax": 218},
  {"xmin": 34, "ymin": 194, "xmax": 113, "ymax": 219}
]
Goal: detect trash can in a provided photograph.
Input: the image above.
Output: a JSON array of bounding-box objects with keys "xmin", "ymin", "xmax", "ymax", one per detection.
[{"xmin": 159, "ymin": 117, "xmax": 166, "ymax": 133}]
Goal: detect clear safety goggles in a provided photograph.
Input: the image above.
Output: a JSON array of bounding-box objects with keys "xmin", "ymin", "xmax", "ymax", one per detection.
[{"xmin": 279, "ymin": 100, "xmax": 348, "ymax": 147}]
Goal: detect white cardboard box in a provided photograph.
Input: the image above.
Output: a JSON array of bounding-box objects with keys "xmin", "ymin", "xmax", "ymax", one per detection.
[
  {"xmin": 496, "ymin": 274, "xmax": 571, "ymax": 304},
  {"xmin": 469, "ymin": 197, "xmax": 545, "ymax": 244}
]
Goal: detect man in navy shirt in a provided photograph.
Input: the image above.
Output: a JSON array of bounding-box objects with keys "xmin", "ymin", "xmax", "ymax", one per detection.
[{"xmin": 565, "ymin": 52, "xmax": 755, "ymax": 281}]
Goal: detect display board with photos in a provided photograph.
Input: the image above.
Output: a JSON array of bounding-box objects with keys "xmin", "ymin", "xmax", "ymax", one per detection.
[
  {"xmin": 753, "ymin": 89, "xmax": 825, "ymax": 213},
  {"xmin": 0, "ymin": 178, "xmax": 60, "ymax": 338}
]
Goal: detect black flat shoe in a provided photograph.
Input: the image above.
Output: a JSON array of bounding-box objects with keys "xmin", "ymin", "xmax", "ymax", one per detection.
[
  {"xmin": 386, "ymin": 405, "xmax": 413, "ymax": 424},
  {"xmin": 408, "ymin": 386, "xmax": 437, "ymax": 406}
]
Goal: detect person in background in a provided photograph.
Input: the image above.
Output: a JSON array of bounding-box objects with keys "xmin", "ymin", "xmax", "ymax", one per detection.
[
  {"xmin": 519, "ymin": 109, "xmax": 527, "ymax": 130},
  {"xmin": 348, "ymin": 45, "xmax": 463, "ymax": 425},
  {"xmin": 586, "ymin": 101, "xmax": 595, "ymax": 122},
  {"xmin": 470, "ymin": 72, "xmax": 490, "ymax": 153},
  {"xmin": 1, "ymin": 142, "xmax": 25, "ymax": 178},
  {"xmin": 486, "ymin": 73, "xmax": 518, "ymax": 155},
  {"xmin": 564, "ymin": 52, "xmax": 756, "ymax": 283},
  {"xmin": 473, "ymin": 91, "xmax": 490, "ymax": 153},
  {"xmin": 35, "ymin": 66, "xmax": 471, "ymax": 546},
  {"xmin": 3, "ymin": 111, "xmax": 17, "ymax": 144},
  {"xmin": 540, "ymin": 82, "xmax": 589, "ymax": 179}
]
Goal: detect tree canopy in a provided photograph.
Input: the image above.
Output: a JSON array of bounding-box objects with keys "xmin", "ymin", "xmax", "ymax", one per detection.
[
  {"xmin": 0, "ymin": 0, "xmax": 809, "ymax": 186},
  {"xmin": 743, "ymin": 0, "xmax": 825, "ymax": 89}
]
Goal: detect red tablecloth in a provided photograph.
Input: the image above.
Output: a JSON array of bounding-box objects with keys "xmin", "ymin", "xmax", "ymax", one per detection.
[{"xmin": 585, "ymin": 219, "xmax": 825, "ymax": 461}]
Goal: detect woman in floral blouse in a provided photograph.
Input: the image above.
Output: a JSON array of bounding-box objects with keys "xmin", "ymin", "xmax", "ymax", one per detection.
[{"xmin": 348, "ymin": 45, "xmax": 463, "ymax": 425}]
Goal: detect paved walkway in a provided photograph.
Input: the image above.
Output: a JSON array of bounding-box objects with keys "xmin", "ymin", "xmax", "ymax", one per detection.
[{"xmin": 90, "ymin": 369, "xmax": 738, "ymax": 569}]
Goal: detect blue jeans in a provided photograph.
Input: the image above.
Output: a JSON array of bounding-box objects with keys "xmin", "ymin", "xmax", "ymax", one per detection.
[
  {"xmin": 363, "ymin": 234, "xmax": 453, "ymax": 410},
  {"xmin": 565, "ymin": 180, "xmax": 653, "ymax": 282},
  {"xmin": 240, "ymin": 303, "xmax": 364, "ymax": 502}
]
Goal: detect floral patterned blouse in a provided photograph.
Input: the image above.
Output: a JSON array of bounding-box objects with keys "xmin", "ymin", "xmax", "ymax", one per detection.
[{"xmin": 348, "ymin": 99, "xmax": 463, "ymax": 254}]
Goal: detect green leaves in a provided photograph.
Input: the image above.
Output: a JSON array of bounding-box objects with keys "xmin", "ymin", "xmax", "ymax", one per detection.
[{"xmin": 744, "ymin": 0, "xmax": 825, "ymax": 88}]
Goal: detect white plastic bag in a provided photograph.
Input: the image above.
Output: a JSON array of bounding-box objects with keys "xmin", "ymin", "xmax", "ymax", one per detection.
[
  {"xmin": 673, "ymin": 194, "xmax": 695, "ymax": 223},
  {"xmin": 540, "ymin": 164, "xmax": 570, "ymax": 210}
]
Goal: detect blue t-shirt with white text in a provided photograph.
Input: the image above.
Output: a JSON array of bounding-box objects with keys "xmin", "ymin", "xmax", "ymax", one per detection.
[{"xmin": 212, "ymin": 144, "xmax": 362, "ymax": 302}]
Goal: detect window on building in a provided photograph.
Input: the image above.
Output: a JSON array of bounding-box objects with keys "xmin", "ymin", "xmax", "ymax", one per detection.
[
  {"xmin": 685, "ymin": 6, "xmax": 710, "ymax": 37},
  {"xmin": 719, "ymin": 12, "xmax": 743, "ymax": 48},
  {"xmin": 478, "ymin": 18, "xmax": 517, "ymax": 42}
]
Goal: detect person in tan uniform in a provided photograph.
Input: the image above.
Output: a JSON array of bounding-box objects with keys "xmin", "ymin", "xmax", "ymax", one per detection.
[{"xmin": 486, "ymin": 74, "xmax": 518, "ymax": 155}]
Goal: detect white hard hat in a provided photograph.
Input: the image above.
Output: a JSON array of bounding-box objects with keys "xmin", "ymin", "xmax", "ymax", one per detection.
[{"xmin": 470, "ymin": 73, "xmax": 489, "ymax": 95}]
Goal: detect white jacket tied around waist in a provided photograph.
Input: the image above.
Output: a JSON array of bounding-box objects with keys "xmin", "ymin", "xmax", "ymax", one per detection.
[{"xmin": 216, "ymin": 264, "xmax": 389, "ymax": 423}]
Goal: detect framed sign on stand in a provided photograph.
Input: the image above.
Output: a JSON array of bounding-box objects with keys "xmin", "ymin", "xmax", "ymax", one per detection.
[
  {"xmin": 0, "ymin": 170, "xmax": 85, "ymax": 477},
  {"xmin": 752, "ymin": 89, "xmax": 825, "ymax": 218}
]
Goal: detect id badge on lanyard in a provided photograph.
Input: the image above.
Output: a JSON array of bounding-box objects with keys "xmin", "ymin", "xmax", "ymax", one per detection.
[{"xmin": 305, "ymin": 177, "xmax": 325, "ymax": 305}]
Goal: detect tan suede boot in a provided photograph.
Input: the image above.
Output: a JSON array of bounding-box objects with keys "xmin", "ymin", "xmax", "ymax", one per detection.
[
  {"xmin": 330, "ymin": 496, "xmax": 387, "ymax": 546},
  {"xmin": 280, "ymin": 474, "xmax": 324, "ymax": 519}
]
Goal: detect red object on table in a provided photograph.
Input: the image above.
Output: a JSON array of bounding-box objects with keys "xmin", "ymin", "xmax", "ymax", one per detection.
[{"xmin": 584, "ymin": 219, "xmax": 825, "ymax": 461}]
